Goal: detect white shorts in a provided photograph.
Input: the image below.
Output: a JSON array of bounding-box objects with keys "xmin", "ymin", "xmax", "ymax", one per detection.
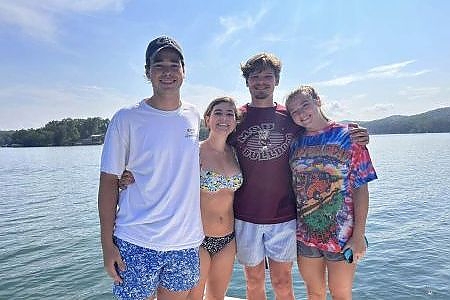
[{"xmin": 234, "ymin": 219, "xmax": 297, "ymax": 266}]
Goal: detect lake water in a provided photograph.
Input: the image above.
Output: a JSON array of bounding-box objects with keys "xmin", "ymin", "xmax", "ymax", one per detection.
[{"xmin": 1, "ymin": 133, "xmax": 449, "ymax": 299}]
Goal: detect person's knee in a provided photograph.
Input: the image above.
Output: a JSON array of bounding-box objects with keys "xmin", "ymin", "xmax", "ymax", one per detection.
[
  {"xmin": 245, "ymin": 267, "xmax": 265, "ymax": 289},
  {"xmin": 246, "ymin": 272, "xmax": 265, "ymax": 288},
  {"xmin": 271, "ymin": 273, "xmax": 294, "ymax": 298},
  {"xmin": 271, "ymin": 278, "xmax": 293, "ymax": 298},
  {"xmin": 204, "ymin": 284, "xmax": 226, "ymax": 300},
  {"xmin": 328, "ymin": 285, "xmax": 352, "ymax": 300},
  {"xmin": 204, "ymin": 294, "xmax": 225, "ymax": 300},
  {"xmin": 188, "ymin": 287, "xmax": 205, "ymax": 300},
  {"xmin": 305, "ymin": 287, "xmax": 326, "ymax": 299},
  {"xmin": 303, "ymin": 277, "xmax": 326, "ymax": 298}
]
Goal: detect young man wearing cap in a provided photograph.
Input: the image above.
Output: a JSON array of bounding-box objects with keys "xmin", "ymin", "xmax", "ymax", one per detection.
[{"xmin": 98, "ymin": 36, "xmax": 203, "ymax": 300}]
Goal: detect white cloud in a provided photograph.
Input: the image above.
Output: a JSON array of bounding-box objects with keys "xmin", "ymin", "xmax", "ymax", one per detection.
[
  {"xmin": 410, "ymin": 70, "xmax": 432, "ymax": 76},
  {"xmin": 317, "ymin": 75, "xmax": 359, "ymax": 86},
  {"xmin": 316, "ymin": 34, "xmax": 361, "ymax": 56},
  {"xmin": 181, "ymin": 82, "xmax": 292, "ymax": 117},
  {"xmin": 364, "ymin": 103, "xmax": 395, "ymax": 113},
  {"xmin": 261, "ymin": 33, "xmax": 289, "ymax": 43},
  {"xmin": 182, "ymin": 82, "xmax": 251, "ymax": 115},
  {"xmin": 0, "ymin": 0, "xmax": 127, "ymax": 43},
  {"xmin": 368, "ymin": 60, "xmax": 415, "ymax": 73},
  {"xmin": 398, "ymin": 86, "xmax": 441, "ymax": 100},
  {"xmin": 322, "ymin": 101, "xmax": 347, "ymax": 119},
  {"xmin": 0, "ymin": 2, "xmax": 58, "ymax": 43},
  {"xmin": 315, "ymin": 60, "xmax": 430, "ymax": 87},
  {"xmin": 182, "ymin": 83, "xmax": 229, "ymax": 113},
  {"xmin": 0, "ymin": 80, "xmax": 253, "ymax": 130},
  {"xmin": 311, "ymin": 60, "xmax": 332, "ymax": 74},
  {"xmin": 350, "ymin": 94, "xmax": 368, "ymax": 100},
  {"xmin": 0, "ymin": 84, "xmax": 132, "ymax": 130},
  {"xmin": 52, "ymin": 0, "xmax": 128, "ymax": 12},
  {"xmin": 321, "ymin": 101, "xmax": 396, "ymax": 122},
  {"xmin": 314, "ymin": 92, "xmax": 397, "ymax": 121},
  {"xmin": 360, "ymin": 103, "xmax": 396, "ymax": 120},
  {"xmin": 214, "ymin": 6, "xmax": 268, "ymax": 45}
]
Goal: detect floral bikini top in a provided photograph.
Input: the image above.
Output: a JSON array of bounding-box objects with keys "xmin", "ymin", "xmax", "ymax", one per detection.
[{"xmin": 200, "ymin": 169, "xmax": 243, "ymax": 193}]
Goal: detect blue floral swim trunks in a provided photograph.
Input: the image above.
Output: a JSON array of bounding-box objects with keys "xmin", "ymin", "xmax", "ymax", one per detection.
[{"xmin": 112, "ymin": 237, "xmax": 200, "ymax": 300}]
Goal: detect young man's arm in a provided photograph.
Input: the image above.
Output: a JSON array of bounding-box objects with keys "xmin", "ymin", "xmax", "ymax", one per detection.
[
  {"xmin": 348, "ymin": 123, "xmax": 370, "ymax": 146},
  {"xmin": 98, "ymin": 172, "xmax": 125, "ymax": 283},
  {"xmin": 344, "ymin": 184, "xmax": 369, "ymax": 262}
]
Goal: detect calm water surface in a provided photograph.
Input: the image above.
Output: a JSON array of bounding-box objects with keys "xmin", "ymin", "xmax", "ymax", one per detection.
[{"xmin": 0, "ymin": 133, "xmax": 449, "ymax": 299}]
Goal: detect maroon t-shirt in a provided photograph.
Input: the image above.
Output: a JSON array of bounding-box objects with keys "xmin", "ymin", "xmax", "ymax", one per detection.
[{"xmin": 229, "ymin": 103, "xmax": 301, "ymax": 224}]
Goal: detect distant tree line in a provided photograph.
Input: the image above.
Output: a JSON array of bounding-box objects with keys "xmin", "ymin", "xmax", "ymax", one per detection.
[
  {"xmin": 0, "ymin": 131, "xmax": 14, "ymax": 146},
  {"xmin": 1, "ymin": 107, "xmax": 449, "ymax": 147},
  {"xmin": 0, "ymin": 117, "xmax": 109, "ymax": 147},
  {"xmin": 1, "ymin": 117, "xmax": 208, "ymax": 147},
  {"xmin": 199, "ymin": 119, "xmax": 209, "ymax": 141}
]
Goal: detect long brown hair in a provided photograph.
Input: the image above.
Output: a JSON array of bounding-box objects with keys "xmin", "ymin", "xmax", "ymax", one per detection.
[{"xmin": 203, "ymin": 96, "xmax": 239, "ymax": 123}]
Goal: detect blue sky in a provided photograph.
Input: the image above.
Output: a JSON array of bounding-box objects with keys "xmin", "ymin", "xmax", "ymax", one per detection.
[{"xmin": 1, "ymin": 0, "xmax": 449, "ymax": 130}]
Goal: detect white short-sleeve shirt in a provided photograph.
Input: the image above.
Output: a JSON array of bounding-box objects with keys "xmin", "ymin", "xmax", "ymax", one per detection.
[{"xmin": 100, "ymin": 100, "xmax": 204, "ymax": 251}]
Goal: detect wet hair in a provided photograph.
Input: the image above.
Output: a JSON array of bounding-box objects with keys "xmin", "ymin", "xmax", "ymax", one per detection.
[
  {"xmin": 240, "ymin": 52, "xmax": 281, "ymax": 84},
  {"xmin": 203, "ymin": 96, "xmax": 239, "ymax": 122},
  {"xmin": 285, "ymin": 85, "xmax": 329, "ymax": 121}
]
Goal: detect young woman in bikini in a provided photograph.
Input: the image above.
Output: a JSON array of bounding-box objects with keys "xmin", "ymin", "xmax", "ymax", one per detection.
[{"xmin": 188, "ymin": 96, "xmax": 243, "ymax": 300}]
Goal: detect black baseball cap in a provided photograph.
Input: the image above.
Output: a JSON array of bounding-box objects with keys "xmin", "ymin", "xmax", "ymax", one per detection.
[{"xmin": 145, "ymin": 36, "xmax": 184, "ymax": 66}]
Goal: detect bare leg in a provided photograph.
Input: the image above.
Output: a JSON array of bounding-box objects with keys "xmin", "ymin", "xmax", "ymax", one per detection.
[
  {"xmin": 204, "ymin": 239, "xmax": 236, "ymax": 300},
  {"xmin": 297, "ymin": 256, "xmax": 327, "ymax": 300},
  {"xmin": 327, "ymin": 260, "xmax": 356, "ymax": 300},
  {"xmin": 188, "ymin": 247, "xmax": 211, "ymax": 300},
  {"xmin": 157, "ymin": 286, "xmax": 190, "ymax": 300},
  {"xmin": 244, "ymin": 261, "xmax": 266, "ymax": 300},
  {"xmin": 268, "ymin": 259, "xmax": 294, "ymax": 300}
]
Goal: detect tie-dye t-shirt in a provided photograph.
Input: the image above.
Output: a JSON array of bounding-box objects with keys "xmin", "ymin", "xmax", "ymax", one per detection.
[{"xmin": 289, "ymin": 122, "xmax": 377, "ymax": 253}]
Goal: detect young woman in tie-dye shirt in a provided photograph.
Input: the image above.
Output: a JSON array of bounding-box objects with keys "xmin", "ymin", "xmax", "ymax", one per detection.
[{"xmin": 286, "ymin": 86, "xmax": 377, "ymax": 300}]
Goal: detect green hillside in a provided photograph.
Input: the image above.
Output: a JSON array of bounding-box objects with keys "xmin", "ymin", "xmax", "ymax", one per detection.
[
  {"xmin": 1, "ymin": 118, "xmax": 109, "ymax": 147},
  {"xmin": 357, "ymin": 107, "xmax": 450, "ymax": 134},
  {"xmin": 1, "ymin": 107, "xmax": 449, "ymax": 146}
]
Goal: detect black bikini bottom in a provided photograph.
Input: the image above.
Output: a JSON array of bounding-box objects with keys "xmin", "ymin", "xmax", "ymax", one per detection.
[{"xmin": 200, "ymin": 232, "xmax": 235, "ymax": 256}]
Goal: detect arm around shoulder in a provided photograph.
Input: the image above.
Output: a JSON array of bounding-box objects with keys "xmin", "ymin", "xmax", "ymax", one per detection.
[
  {"xmin": 345, "ymin": 184, "xmax": 369, "ymax": 262},
  {"xmin": 98, "ymin": 172, "xmax": 125, "ymax": 283},
  {"xmin": 98, "ymin": 172, "xmax": 119, "ymax": 245},
  {"xmin": 348, "ymin": 123, "xmax": 369, "ymax": 146},
  {"xmin": 352, "ymin": 184, "xmax": 369, "ymax": 239}
]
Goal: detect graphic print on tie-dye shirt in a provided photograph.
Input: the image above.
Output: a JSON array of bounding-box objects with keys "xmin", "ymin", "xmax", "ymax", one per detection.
[{"xmin": 289, "ymin": 122, "xmax": 377, "ymax": 253}]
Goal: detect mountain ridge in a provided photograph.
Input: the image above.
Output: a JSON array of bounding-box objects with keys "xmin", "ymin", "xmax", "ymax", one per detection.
[
  {"xmin": 350, "ymin": 106, "xmax": 450, "ymax": 134},
  {"xmin": 1, "ymin": 107, "xmax": 449, "ymax": 146}
]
